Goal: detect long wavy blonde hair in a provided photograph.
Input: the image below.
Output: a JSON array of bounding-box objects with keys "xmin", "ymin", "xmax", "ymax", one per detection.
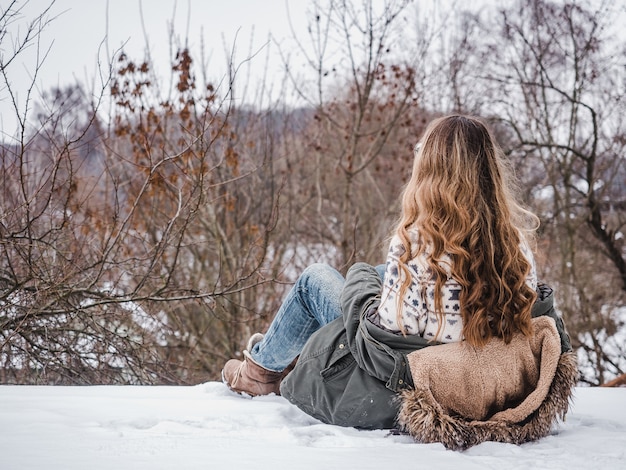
[{"xmin": 395, "ymin": 115, "xmax": 539, "ymax": 347}]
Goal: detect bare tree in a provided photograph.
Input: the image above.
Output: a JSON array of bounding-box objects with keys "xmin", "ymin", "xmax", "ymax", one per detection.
[
  {"xmin": 0, "ymin": 2, "xmax": 289, "ymax": 384},
  {"xmin": 281, "ymin": 0, "xmax": 426, "ymax": 271}
]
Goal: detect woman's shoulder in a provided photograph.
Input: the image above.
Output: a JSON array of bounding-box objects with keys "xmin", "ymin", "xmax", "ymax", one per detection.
[{"xmin": 388, "ymin": 226, "xmax": 425, "ymax": 256}]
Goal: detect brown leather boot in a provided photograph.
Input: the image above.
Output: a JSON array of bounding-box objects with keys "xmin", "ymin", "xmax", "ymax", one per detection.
[{"xmin": 222, "ymin": 333, "xmax": 285, "ymax": 397}]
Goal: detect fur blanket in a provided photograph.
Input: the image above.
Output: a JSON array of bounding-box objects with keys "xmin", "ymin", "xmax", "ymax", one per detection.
[{"xmin": 397, "ymin": 316, "xmax": 578, "ymax": 450}]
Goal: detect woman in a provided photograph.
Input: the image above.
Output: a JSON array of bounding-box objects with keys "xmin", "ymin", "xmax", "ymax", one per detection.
[{"xmin": 222, "ymin": 115, "xmax": 575, "ymax": 445}]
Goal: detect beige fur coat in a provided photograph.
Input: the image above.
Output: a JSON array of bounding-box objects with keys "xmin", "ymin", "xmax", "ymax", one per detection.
[{"xmin": 397, "ymin": 316, "xmax": 578, "ymax": 450}]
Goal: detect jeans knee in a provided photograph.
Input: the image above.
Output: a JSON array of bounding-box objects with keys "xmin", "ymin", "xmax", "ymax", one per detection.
[
  {"xmin": 298, "ymin": 263, "xmax": 329, "ymax": 288},
  {"xmin": 297, "ymin": 263, "xmax": 342, "ymax": 294},
  {"xmin": 301, "ymin": 262, "xmax": 331, "ymax": 278}
]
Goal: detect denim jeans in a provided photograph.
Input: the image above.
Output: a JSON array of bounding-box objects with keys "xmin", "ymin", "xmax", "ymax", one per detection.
[{"xmin": 250, "ymin": 263, "xmax": 385, "ymax": 372}]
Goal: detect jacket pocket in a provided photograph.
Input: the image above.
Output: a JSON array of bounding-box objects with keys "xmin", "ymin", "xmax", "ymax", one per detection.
[{"xmin": 320, "ymin": 349, "xmax": 356, "ymax": 382}]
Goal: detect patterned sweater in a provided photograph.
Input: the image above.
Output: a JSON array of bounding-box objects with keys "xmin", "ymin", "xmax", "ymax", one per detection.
[{"xmin": 375, "ymin": 227, "xmax": 537, "ymax": 343}]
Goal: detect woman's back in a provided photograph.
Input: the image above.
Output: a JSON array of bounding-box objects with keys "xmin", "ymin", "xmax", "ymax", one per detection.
[
  {"xmin": 376, "ymin": 227, "xmax": 538, "ymax": 343},
  {"xmin": 382, "ymin": 115, "xmax": 540, "ymax": 346}
]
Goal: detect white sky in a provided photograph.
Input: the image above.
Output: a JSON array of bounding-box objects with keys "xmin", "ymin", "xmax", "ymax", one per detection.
[{"xmin": 0, "ymin": 0, "xmax": 310, "ymax": 137}]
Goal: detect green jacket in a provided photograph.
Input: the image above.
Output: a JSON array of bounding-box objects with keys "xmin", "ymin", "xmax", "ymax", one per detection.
[{"xmin": 280, "ymin": 262, "xmax": 571, "ymax": 430}]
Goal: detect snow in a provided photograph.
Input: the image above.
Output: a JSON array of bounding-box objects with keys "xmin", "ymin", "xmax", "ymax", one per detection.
[{"xmin": 0, "ymin": 384, "xmax": 624, "ymax": 470}]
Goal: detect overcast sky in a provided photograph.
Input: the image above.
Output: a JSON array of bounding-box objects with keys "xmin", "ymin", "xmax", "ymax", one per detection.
[
  {"xmin": 1, "ymin": 0, "xmax": 506, "ymax": 138},
  {"xmin": 1, "ymin": 0, "xmax": 310, "ymax": 136}
]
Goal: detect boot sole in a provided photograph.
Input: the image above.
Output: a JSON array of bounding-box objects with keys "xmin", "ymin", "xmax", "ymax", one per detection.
[{"xmin": 221, "ymin": 369, "xmax": 253, "ymax": 398}]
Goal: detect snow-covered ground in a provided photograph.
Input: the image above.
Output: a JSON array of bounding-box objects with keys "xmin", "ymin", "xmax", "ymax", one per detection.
[{"xmin": 0, "ymin": 383, "xmax": 624, "ymax": 470}]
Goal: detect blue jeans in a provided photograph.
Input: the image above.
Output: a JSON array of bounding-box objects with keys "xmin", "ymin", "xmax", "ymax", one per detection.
[{"xmin": 250, "ymin": 263, "xmax": 385, "ymax": 372}]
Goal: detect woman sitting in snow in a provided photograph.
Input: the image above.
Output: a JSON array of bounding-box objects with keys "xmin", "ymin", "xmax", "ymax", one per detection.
[{"xmin": 222, "ymin": 114, "xmax": 577, "ymax": 449}]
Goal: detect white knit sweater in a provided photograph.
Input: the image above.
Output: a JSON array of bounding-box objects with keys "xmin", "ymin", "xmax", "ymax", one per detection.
[{"xmin": 376, "ymin": 227, "xmax": 537, "ymax": 343}]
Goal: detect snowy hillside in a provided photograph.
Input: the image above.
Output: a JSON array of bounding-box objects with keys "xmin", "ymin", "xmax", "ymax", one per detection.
[{"xmin": 0, "ymin": 384, "xmax": 624, "ymax": 470}]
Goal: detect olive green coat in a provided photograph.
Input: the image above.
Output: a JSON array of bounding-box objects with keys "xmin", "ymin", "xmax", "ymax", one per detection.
[{"xmin": 280, "ymin": 262, "xmax": 571, "ymax": 430}]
